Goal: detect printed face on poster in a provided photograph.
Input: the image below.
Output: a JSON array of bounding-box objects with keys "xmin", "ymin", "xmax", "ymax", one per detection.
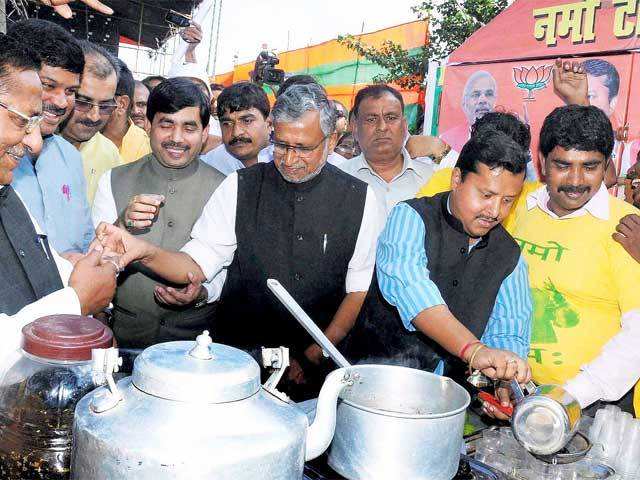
[{"xmin": 438, "ymin": 55, "xmax": 633, "ymax": 174}]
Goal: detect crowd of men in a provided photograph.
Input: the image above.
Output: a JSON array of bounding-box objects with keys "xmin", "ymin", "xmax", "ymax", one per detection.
[{"xmin": 2, "ymin": 15, "xmax": 640, "ymax": 418}]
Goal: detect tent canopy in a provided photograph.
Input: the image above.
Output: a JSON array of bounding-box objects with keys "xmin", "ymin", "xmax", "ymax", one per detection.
[
  {"xmin": 8, "ymin": 0, "xmax": 200, "ymax": 51},
  {"xmin": 449, "ymin": 0, "xmax": 640, "ymax": 65}
]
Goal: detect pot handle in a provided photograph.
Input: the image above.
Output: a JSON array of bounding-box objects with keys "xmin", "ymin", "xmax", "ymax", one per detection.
[
  {"xmin": 262, "ymin": 346, "xmax": 290, "ymax": 402},
  {"xmin": 90, "ymin": 347, "xmax": 124, "ymax": 414},
  {"xmin": 305, "ymin": 368, "xmax": 353, "ymax": 461}
]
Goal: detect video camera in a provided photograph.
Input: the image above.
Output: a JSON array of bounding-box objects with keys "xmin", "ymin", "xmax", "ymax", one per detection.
[{"xmin": 252, "ymin": 50, "xmax": 285, "ymax": 86}]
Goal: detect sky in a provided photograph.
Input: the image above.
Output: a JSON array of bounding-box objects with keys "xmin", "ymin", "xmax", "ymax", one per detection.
[{"xmin": 211, "ymin": 0, "xmax": 420, "ymax": 74}]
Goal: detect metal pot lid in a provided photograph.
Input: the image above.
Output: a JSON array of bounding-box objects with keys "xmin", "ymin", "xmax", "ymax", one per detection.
[{"xmin": 131, "ymin": 331, "xmax": 260, "ymax": 403}]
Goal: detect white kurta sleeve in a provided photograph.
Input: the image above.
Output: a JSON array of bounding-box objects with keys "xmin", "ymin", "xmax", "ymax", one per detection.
[
  {"xmin": 180, "ymin": 173, "xmax": 238, "ymax": 300},
  {"xmin": 91, "ymin": 170, "xmax": 118, "ymax": 226},
  {"xmin": 345, "ymin": 186, "xmax": 384, "ymax": 293}
]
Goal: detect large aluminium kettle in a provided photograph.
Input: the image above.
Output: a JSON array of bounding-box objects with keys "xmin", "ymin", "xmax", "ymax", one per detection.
[{"xmin": 70, "ymin": 331, "xmax": 352, "ymax": 480}]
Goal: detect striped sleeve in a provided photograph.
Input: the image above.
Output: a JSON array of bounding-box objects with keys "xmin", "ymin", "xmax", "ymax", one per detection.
[
  {"xmin": 481, "ymin": 254, "xmax": 532, "ymax": 359},
  {"xmin": 376, "ymin": 202, "xmax": 445, "ymax": 332}
]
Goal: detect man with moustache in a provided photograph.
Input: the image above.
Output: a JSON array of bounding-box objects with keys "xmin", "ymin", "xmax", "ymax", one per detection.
[
  {"xmin": 102, "ymin": 60, "xmax": 151, "ymax": 165},
  {"xmin": 507, "ymin": 105, "xmax": 640, "ymax": 415},
  {"xmin": 343, "ymin": 129, "xmax": 532, "ymax": 403},
  {"xmin": 200, "ymin": 81, "xmax": 271, "ymax": 175},
  {"xmin": 93, "ymin": 84, "xmax": 382, "ymax": 397},
  {"xmin": 61, "ymin": 40, "xmax": 121, "ymax": 204},
  {"xmin": 8, "ymin": 20, "xmax": 95, "ymax": 255},
  {"xmin": 340, "ymin": 84, "xmax": 434, "ymax": 215},
  {"xmin": 91, "ymin": 78, "xmax": 224, "ymax": 349},
  {"xmin": 0, "ymin": 33, "xmax": 117, "ymax": 364},
  {"xmin": 131, "ymin": 80, "xmax": 150, "ymax": 133}
]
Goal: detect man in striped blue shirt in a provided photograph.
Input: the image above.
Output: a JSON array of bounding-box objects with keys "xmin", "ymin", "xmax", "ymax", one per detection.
[{"xmin": 344, "ymin": 129, "xmax": 533, "ymax": 413}]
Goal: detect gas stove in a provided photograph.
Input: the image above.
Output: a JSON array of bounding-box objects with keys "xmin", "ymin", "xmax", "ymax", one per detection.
[{"xmin": 303, "ymin": 454, "xmax": 509, "ymax": 480}]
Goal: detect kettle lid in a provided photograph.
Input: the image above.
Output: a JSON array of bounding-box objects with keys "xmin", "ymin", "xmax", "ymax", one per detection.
[{"xmin": 131, "ymin": 331, "xmax": 260, "ymax": 403}]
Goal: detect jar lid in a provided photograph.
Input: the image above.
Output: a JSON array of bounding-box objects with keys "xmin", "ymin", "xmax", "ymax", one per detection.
[
  {"xmin": 21, "ymin": 315, "xmax": 114, "ymax": 361},
  {"xmin": 131, "ymin": 331, "xmax": 260, "ymax": 403}
]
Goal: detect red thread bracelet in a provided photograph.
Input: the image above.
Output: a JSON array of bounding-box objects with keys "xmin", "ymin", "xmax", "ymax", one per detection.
[{"xmin": 459, "ymin": 340, "xmax": 481, "ymax": 360}]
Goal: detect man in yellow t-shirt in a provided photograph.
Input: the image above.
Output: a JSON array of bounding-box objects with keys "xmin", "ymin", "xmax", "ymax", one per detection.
[
  {"xmin": 102, "ymin": 59, "xmax": 152, "ymax": 165},
  {"xmin": 77, "ymin": 132, "xmax": 122, "ymax": 204},
  {"xmin": 510, "ymin": 105, "xmax": 640, "ymax": 415},
  {"xmin": 417, "ymin": 112, "xmax": 541, "ymax": 232},
  {"xmin": 119, "ymin": 120, "xmax": 152, "ymax": 164}
]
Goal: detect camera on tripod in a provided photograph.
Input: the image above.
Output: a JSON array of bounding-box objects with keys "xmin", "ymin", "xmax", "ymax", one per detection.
[{"xmin": 252, "ymin": 50, "xmax": 285, "ymax": 86}]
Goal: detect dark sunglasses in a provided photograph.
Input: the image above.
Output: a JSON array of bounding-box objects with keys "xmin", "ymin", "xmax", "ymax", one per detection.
[{"xmin": 74, "ymin": 98, "xmax": 117, "ymax": 116}]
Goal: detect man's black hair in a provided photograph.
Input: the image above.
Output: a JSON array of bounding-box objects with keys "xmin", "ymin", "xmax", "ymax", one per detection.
[
  {"xmin": 457, "ymin": 128, "xmax": 528, "ymax": 180},
  {"xmin": 217, "ymin": 81, "xmax": 270, "ymax": 119},
  {"xmin": 0, "ymin": 34, "xmax": 41, "ymax": 93},
  {"xmin": 147, "ymin": 77, "xmax": 210, "ymax": 127},
  {"xmin": 352, "ymin": 84, "xmax": 404, "ymax": 119},
  {"xmin": 277, "ymin": 74, "xmax": 318, "ymax": 97},
  {"xmin": 115, "ymin": 59, "xmax": 135, "ymax": 110},
  {"xmin": 210, "ymin": 82, "xmax": 225, "ymax": 92},
  {"xmin": 471, "ymin": 111, "xmax": 531, "ymax": 150},
  {"xmin": 7, "ymin": 19, "xmax": 83, "ymax": 75},
  {"xmin": 142, "ymin": 75, "xmax": 166, "ymax": 91},
  {"xmin": 539, "ymin": 105, "xmax": 614, "ymax": 160},
  {"xmin": 584, "ymin": 58, "xmax": 620, "ymax": 101},
  {"xmin": 77, "ymin": 39, "xmax": 119, "ymax": 81}
]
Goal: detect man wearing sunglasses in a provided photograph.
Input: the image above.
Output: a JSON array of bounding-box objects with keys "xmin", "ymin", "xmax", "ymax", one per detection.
[
  {"xmin": 93, "ymin": 84, "xmax": 382, "ymax": 398},
  {"xmin": 9, "ymin": 19, "xmax": 94, "ymax": 256},
  {"xmin": 0, "ymin": 33, "xmax": 117, "ymax": 365},
  {"xmin": 61, "ymin": 40, "xmax": 121, "ymax": 204}
]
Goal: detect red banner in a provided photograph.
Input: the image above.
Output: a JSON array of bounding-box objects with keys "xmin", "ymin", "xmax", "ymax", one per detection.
[
  {"xmin": 440, "ymin": 0, "xmax": 640, "ymax": 180},
  {"xmin": 450, "ymin": 0, "xmax": 640, "ymax": 65}
]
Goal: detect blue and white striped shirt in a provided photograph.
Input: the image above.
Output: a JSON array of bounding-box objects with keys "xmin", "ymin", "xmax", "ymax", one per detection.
[{"xmin": 377, "ymin": 202, "xmax": 532, "ymax": 367}]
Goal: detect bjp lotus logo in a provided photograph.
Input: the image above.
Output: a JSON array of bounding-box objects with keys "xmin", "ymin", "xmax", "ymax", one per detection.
[{"xmin": 513, "ymin": 65, "xmax": 553, "ymax": 101}]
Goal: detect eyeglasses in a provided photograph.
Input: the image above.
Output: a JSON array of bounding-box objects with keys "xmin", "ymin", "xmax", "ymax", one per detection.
[
  {"xmin": 74, "ymin": 98, "xmax": 117, "ymax": 116},
  {"xmin": 335, "ymin": 143, "xmax": 361, "ymax": 158},
  {"xmin": 0, "ymin": 101, "xmax": 43, "ymax": 134},
  {"xmin": 271, "ymin": 134, "xmax": 329, "ymax": 159}
]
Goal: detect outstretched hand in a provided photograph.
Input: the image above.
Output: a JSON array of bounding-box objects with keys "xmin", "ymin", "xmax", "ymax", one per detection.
[
  {"xmin": 553, "ymin": 58, "xmax": 589, "ymax": 107},
  {"xmin": 154, "ymin": 272, "xmax": 206, "ymax": 307},
  {"xmin": 92, "ymin": 222, "xmax": 154, "ymax": 270},
  {"xmin": 43, "ymin": 0, "xmax": 114, "ymax": 19},
  {"xmin": 181, "ymin": 22, "xmax": 203, "ymax": 44},
  {"xmin": 613, "ymin": 214, "xmax": 640, "ymax": 263},
  {"xmin": 470, "ymin": 346, "xmax": 531, "ymax": 384}
]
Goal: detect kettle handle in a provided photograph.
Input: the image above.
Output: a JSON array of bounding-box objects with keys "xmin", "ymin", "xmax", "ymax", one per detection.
[
  {"xmin": 511, "ymin": 379, "xmax": 525, "ymax": 401},
  {"xmin": 511, "ymin": 379, "xmax": 537, "ymax": 402}
]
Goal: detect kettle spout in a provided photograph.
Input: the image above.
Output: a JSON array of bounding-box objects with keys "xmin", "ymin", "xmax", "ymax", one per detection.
[{"xmin": 305, "ymin": 368, "xmax": 351, "ymax": 461}]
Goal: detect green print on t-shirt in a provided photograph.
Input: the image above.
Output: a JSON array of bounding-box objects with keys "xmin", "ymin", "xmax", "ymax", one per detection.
[
  {"xmin": 514, "ymin": 238, "xmax": 569, "ymax": 263},
  {"xmin": 531, "ymin": 278, "xmax": 580, "ymax": 344}
]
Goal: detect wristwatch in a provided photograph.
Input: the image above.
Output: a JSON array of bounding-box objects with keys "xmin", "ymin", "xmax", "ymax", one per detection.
[{"xmin": 193, "ymin": 286, "xmax": 208, "ymax": 309}]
